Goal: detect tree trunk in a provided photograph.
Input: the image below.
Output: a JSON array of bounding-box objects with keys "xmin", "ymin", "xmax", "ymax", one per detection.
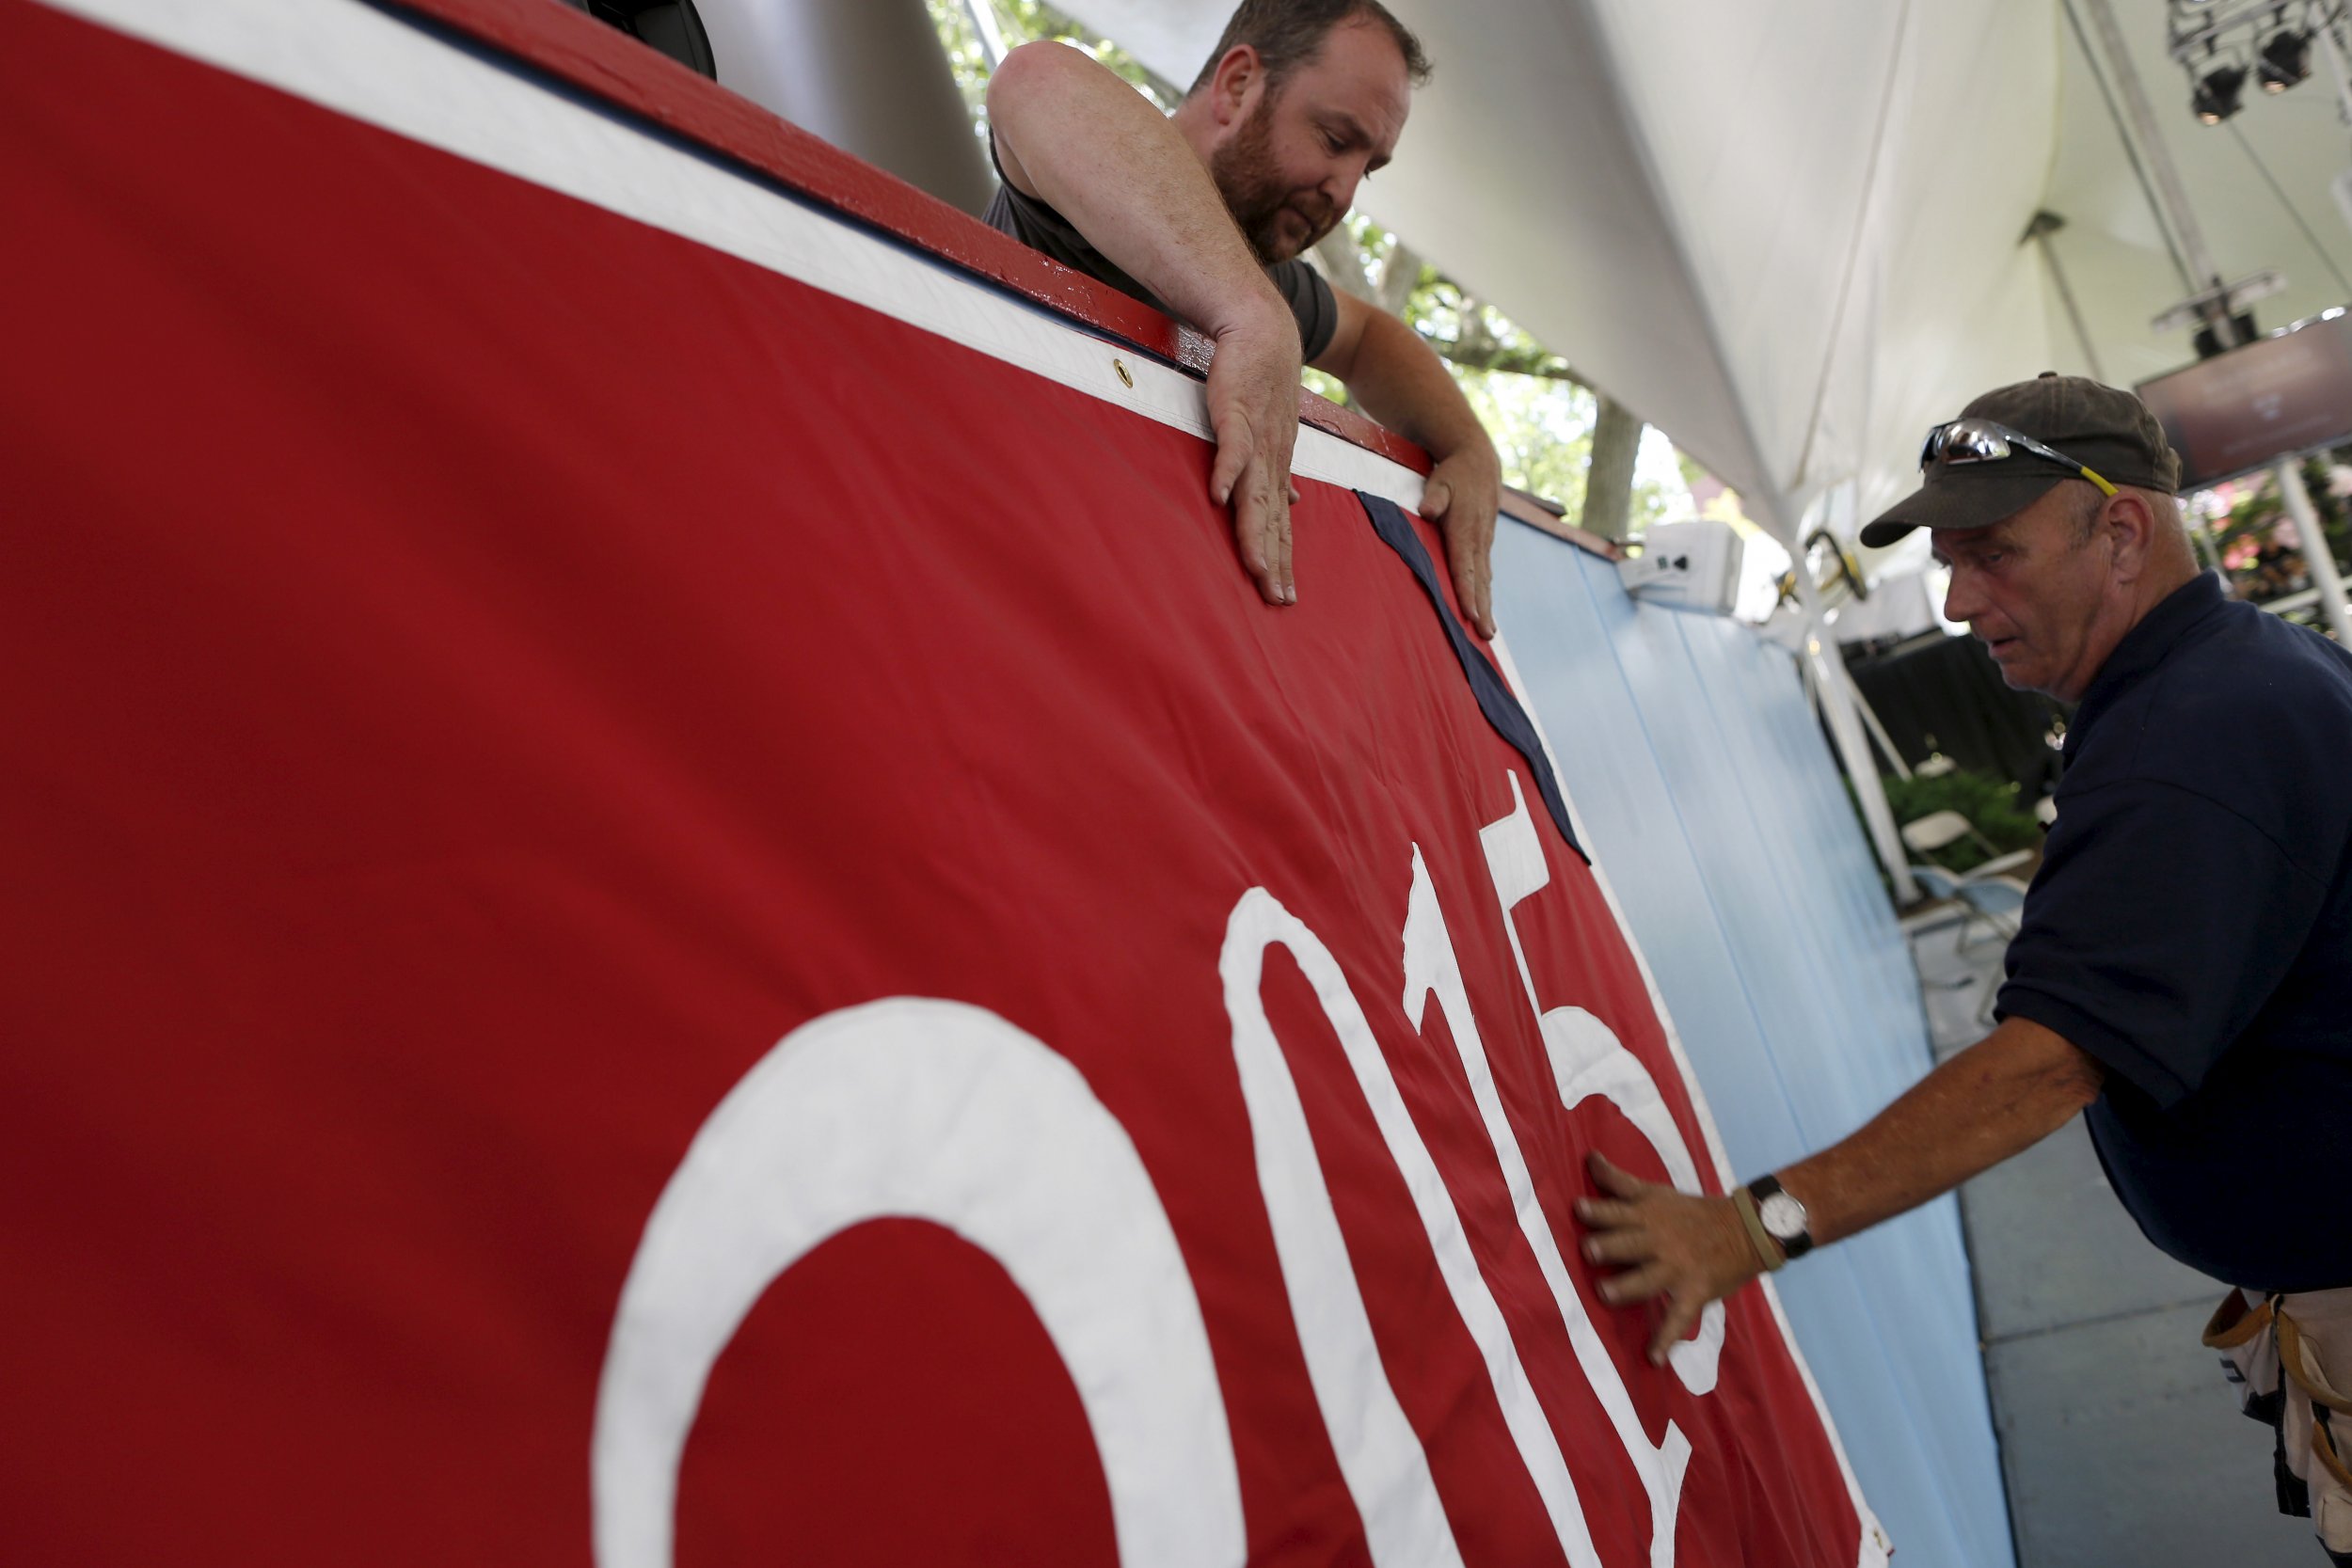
[
  {"xmin": 1581, "ymin": 393, "xmax": 1642, "ymax": 542},
  {"xmin": 1454, "ymin": 291, "xmax": 1497, "ymax": 364},
  {"xmin": 1377, "ymin": 240, "xmax": 1422, "ymax": 317},
  {"xmin": 1313, "ymin": 230, "xmax": 1376, "ymax": 303}
]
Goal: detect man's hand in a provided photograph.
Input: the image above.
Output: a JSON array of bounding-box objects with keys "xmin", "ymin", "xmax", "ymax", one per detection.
[
  {"xmin": 1575, "ymin": 1152, "xmax": 1768, "ymax": 1367},
  {"xmin": 988, "ymin": 41, "xmax": 1304, "ymax": 610},
  {"xmin": 1310, "ymin": 296, "xmax": 1502, "ymax": 636},
  {"xmin": 1571, "ymin": 1019, "xmax": 2105, "ymax": 1371},
  {"xmin": 1421, "ymin": 444, "xmax": 1501, "ymax": 637},
  {"xmin": 1206, "ymin": 303, "xmax": 1303, "ymax": 607}
]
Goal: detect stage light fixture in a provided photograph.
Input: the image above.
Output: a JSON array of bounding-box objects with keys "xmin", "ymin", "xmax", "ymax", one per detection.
[
  {"xmin": 2257, "ymin": 27, "xmax": 2312, "ymax": 90},
  {"xmin": 2192, "ymin": 61, "xmax": 2248, "ymax": 122}
]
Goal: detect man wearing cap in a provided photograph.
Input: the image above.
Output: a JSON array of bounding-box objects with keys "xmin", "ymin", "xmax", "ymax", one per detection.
[{"xmin": 1577, "ymin": 373, "xmax": 2352, "ymax": 1559}]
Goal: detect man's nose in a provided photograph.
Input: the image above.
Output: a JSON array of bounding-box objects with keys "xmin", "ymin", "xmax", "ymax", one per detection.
[
  {"xmin": 1322, "ymin": 162, "xmax": 1361, "ymax": 212},
  {"xmin": 1942, "ymin": 568, "xmax": 1982, "ymax": 626}
]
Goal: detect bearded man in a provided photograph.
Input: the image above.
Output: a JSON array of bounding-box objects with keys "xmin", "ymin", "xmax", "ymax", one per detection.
[{"xmin": 984, "ymin": 1, "xmax": 1502, "ymax": 634}]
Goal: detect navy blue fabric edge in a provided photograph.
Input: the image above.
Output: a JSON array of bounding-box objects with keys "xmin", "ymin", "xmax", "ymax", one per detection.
[{"xmin": 1355, "ymin": 491, "xmax": 1586, "ymax": 863}]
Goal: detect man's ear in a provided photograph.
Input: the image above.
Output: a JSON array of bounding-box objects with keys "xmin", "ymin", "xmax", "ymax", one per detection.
[
  {"xmin": 2103, "ymin": 487, "xmax": 2159, "ymax": 579},
  {"xmin": 1204, "ymin": 44, "xmax": 1261, "ymax": 127}
]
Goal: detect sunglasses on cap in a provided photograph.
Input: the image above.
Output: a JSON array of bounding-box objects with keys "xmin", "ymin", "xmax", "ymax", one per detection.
[{"xmin": 1917, "ymin": 419, "xmax": 2118, "ymax": 497}]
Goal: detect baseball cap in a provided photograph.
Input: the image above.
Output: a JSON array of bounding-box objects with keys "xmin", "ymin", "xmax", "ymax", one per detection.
[{"xmin": 1859, "ymin": 373, "xmax": 2183, "ymax": 548}]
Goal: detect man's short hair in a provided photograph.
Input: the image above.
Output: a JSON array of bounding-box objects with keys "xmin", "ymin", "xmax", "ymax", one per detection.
[
  {"xmin": 1185, "ymin": 0, "xmax": 1434, "ymax": 97},
  {"xmin": 2070, "ymin": 480, "xmax": 2106, "ymax": 542},
  {"xmin": 2071, "ymin": 481, "xmax": 2190, "ymax": 546}
]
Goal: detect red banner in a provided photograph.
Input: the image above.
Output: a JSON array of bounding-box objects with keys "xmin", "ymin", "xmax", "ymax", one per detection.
[{"xmin": 0, "ymin": 6, "xmax": 1867, "ymax": 1564}]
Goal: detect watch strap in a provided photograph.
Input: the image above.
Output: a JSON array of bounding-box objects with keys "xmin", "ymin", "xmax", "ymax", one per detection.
[{"xmin": 1729, "ymin": 1185, "xmax": 1786, "ymax": 1273}]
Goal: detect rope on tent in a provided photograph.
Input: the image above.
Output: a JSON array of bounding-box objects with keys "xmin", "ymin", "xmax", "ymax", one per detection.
[{"xmin": 2225, "ymin": 119, "xmax": 2352, "ymax": 298}]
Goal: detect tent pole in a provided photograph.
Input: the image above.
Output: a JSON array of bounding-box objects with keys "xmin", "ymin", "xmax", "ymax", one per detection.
[
  {"xmin": 2313, "ymin": 24, "xmax": 2352, "ymax": 239},
  {"xmin": 2314, "ymin": 22, "xmax": 2352, "ymax": 131},
  {"xmin": 2077, "ymin": 0, "xmax": 2242, "ymax": 345},
  {"xmin": 1848, "ymin": 678, "xmax": 1914, "ymax": 782},
  {"xmin": 960, "ymin": 0, "xmax": 1008, "ymax": 67},
  {"xmin": 2278, "ymin": 459, "xmax": 2352, "ymax": 643},
  {"xmin": 2186, "ymin": 505, "xmax": 2229, "ymax": 582},
  {"xmin": 717, "ymin": 0, "xmax": 995, "ymax": 216},
  {"xmin": 2079, "ymin": 2, "xmax": 2335, "ymax": 639},
  {"xmin": 1793, "ymin": 567, "xmax": 1918, "ymax": 904},
  {"xmin": 2024, "ymin": 213, "xmax": 2106, "ymax": 382}
]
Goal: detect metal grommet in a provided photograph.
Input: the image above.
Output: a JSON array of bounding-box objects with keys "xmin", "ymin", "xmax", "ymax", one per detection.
[{"xmin": 1112, "ymin": 358, "xmax": 1134, "ymax": 388}]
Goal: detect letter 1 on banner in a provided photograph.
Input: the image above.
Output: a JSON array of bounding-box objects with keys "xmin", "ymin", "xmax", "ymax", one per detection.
[
  {"xmin": 1222, "ymin": 888, "xmax": 1597, "ymax": 1568},
  {"xmin": 589, "ymin": 997, "xmax": 1243, "ymax": 1568},
  {"xmin": 1406, "ymin": 836, "xmax": 1695, "ymax": 1568}
]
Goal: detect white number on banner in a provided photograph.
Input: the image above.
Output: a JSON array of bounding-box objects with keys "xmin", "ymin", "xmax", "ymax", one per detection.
[
  {"xmin": 1223, "ymin": 888, "xmax": 1505, "ymax": 1568},
  {"xmin": 1402, "ymin": 841, "xmax": 1693, "ymax": 1568},
  {"xmin": 596, "ymin": 773, "xmax": 1721, "ymax": 1568},
  {"xmin": 588, "ymin": 997, "xmax": 1244, "ymax": 1568},
  {"xmin": 1478, "ymin": 773, "xmax": 1725, "ymax": 1398}
]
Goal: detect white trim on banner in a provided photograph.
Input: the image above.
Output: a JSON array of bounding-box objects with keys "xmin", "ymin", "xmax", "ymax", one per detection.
[{"xmin": 40, "ymin": 0, "xmax": 1426, "ymax": 515}]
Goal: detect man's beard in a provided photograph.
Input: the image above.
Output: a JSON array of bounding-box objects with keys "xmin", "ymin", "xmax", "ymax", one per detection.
[{"xmin": 1210, "ymin": 95, "xmax": 1337, "ymax": 263}]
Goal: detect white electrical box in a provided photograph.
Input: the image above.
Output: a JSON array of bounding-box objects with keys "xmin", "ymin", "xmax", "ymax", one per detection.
[{"xmin": 1615, "ymin": 519, "xmax": 1744, "ymax": 615}]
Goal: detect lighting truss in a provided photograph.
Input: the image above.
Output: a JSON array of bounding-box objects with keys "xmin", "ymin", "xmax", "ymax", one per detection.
[{"xmin": 2168, "ymin": 0, "xmax": 2346, "ymax": 123}]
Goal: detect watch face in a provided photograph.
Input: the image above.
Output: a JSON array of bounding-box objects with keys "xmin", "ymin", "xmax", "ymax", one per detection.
[{"xmin": 1758, "ymin": 1191, "xmax": 1808, "ymax": 1241}]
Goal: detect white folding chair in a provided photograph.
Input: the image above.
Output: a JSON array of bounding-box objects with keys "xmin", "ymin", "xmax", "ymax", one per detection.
[{"xmin": 1901, "ymin": 809, "xmax": 2033, "ymax": 879}]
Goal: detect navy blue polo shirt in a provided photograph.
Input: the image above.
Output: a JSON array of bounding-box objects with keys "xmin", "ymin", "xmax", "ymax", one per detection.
[{"xmin": 1997, "ymin": 572, "xmax": 2352, "ymax": 1291}]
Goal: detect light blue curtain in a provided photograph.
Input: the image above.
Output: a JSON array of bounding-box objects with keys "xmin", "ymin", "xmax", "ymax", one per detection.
[{"xmin": 1494, "ymin": 520, "xmax": 2013, "ymax": 1568}]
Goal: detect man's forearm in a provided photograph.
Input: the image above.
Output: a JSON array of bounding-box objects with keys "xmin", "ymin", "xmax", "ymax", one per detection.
[
  {"xmin": 1325, "ymin": 308, "xmax": 1490, "ymax": 462},
  {"xmin": 1313, "ymin": 302, "xmax": 1499, "ymax": 631},
  {"xmin": 1778, "ymin": 1017, "xmax": 2105, "ymax": 1247},
  {"xmin": 989, "ymin": 42, "xmax": 1302, "ymax": 608},
  {"xmin": 988, "ymin": 42, "xmax": 1284, "ymax": 340},
  {"xmin": 1577, "ymin": 1016, "xmax": 2107, "ymax": 1363}
]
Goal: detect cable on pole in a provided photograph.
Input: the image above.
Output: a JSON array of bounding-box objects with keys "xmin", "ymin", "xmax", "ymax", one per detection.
[
  {"xmin": 2225, "ymin": 119, "xmax": 2352, "ymax": 296},
  {"xmin": 2061, "ymin": 0, "xmax": 2201, "ymax": 293}
]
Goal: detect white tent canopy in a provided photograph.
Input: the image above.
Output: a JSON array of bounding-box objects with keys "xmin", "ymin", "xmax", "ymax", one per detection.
[{"xmin": 1056, "ymin": 0, "xmax": 2352, "ymax": 548}]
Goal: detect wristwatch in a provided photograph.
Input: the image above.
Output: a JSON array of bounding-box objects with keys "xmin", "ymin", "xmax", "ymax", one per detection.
[{"xmin": 1745, "ymin": 1175, "xmax": 1815, "ymax": 1261}]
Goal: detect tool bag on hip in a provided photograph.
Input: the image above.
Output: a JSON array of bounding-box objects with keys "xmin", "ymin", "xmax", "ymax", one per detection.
[{"xmin": 2206, "ymin": 1287, "xmax": 2352, "ymax": 1565}]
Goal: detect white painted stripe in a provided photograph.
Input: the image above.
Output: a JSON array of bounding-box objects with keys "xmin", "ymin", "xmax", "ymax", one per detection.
[{"xmin": 39, "ymin": 0, "xmax": 1426, "ymax": 513}]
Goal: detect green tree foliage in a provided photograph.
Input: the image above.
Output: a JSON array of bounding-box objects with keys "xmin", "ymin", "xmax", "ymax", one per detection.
[
  {"xmin": 929, "ymin": 1, "xmax": 1000, "ymax": 134},
  {"xmin": 928, "ymin": 0, "xmax": 1177, "ymax": 123}
]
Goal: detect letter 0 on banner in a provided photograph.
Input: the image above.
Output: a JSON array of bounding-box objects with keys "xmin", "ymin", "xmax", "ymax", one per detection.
[
  {"xmin": 590, "ymin": 998, "xmax": 1243, "ymax": 1568},
  {"xmin": 1222, "ymin": 888, "xmax": 1599, "ymax": 1568}
]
